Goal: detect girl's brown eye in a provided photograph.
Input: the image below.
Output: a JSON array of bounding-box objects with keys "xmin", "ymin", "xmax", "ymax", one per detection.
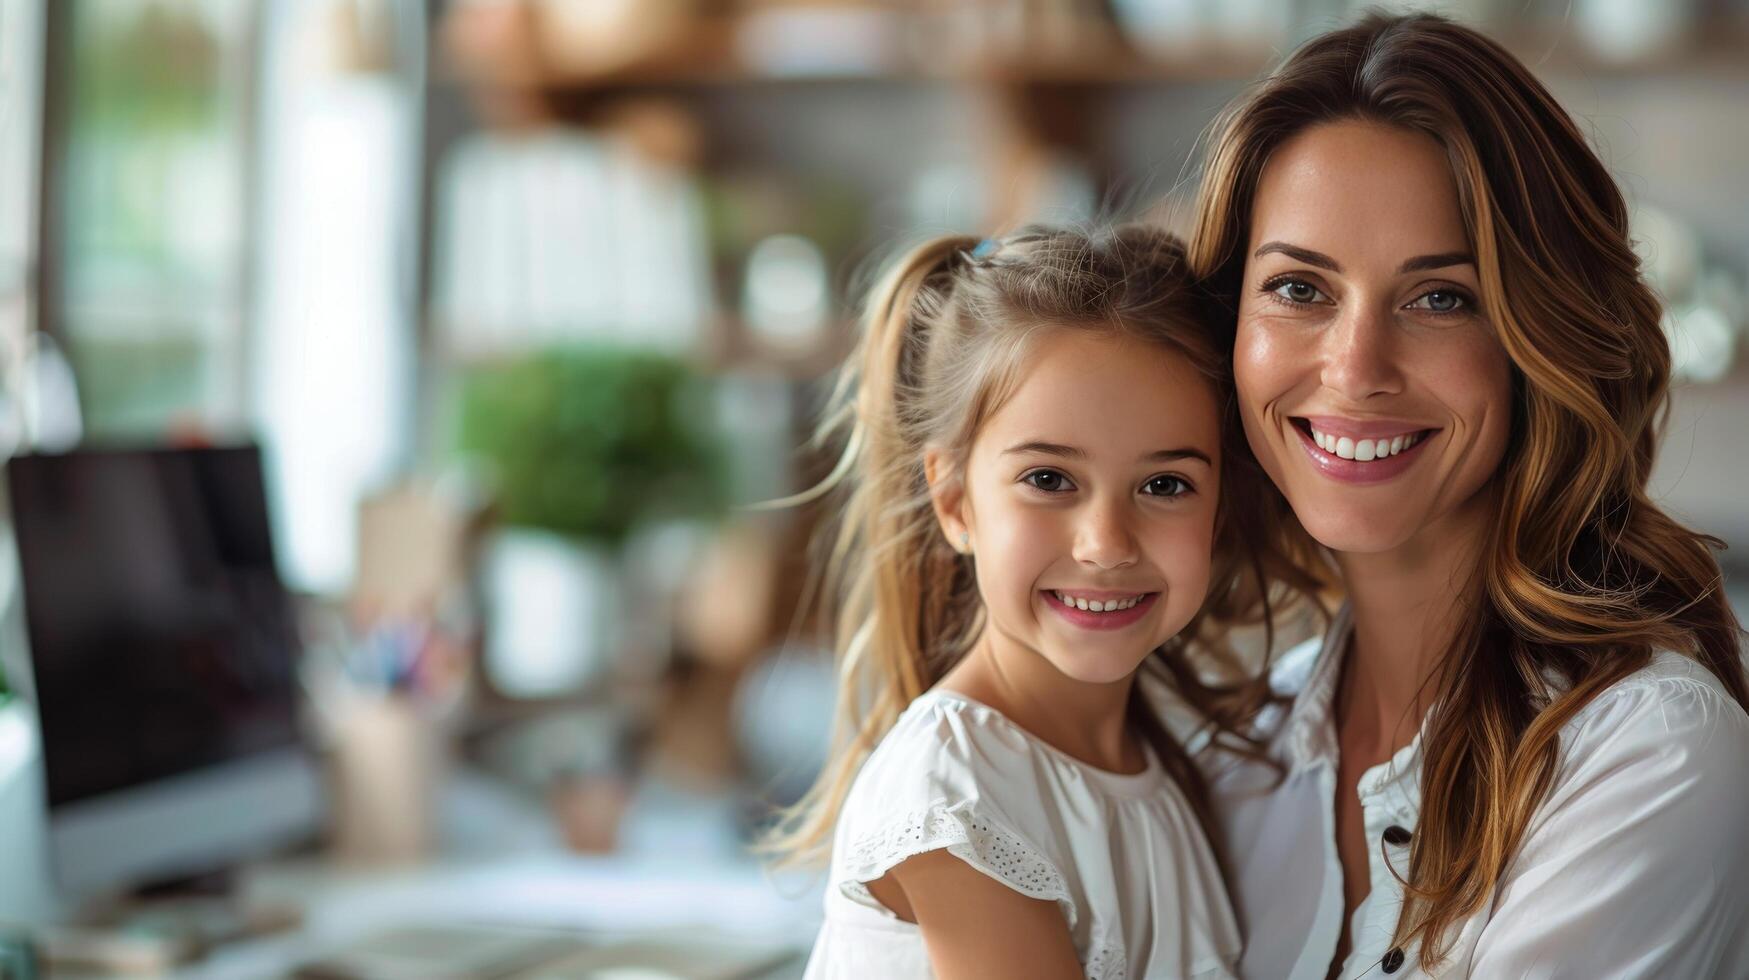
[
  {"xmin": 1142, "ymin": 475, "xmax": 1191, "ymax": 497},
  {"xmin": 1024, "ymin": 470, "xmax": 1071, "ymax": 492}
]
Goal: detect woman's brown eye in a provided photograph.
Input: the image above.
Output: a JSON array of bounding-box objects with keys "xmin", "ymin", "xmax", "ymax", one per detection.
[
  {"xmin": 1271, "ymin": 279, "xmax": 1324, "ymax": 304},
  {"xmin": 1026, "ymin": 470, "xmax": 1067, "ymax": 492}
]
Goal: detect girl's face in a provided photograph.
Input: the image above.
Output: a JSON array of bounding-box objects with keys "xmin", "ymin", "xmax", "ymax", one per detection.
[
  {"xmin": 929, "ymin": 329, "xmax": 1221, "ymax": 686},
  {"xmin": 1234, "ymin": 119, "xmax": 1513, "ymax": 557}
]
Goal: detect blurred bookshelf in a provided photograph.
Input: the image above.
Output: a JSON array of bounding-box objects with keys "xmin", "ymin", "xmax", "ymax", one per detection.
[
  {"xmin": 409, "ymin": 0, "xmax": 1749, "ymax": 581},
  {"xmin": 415, "ymin": 1, "xmax": 1749, "ymax": 413}
]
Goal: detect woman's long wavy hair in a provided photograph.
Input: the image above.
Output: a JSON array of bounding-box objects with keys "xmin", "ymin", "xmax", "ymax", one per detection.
[
  {"xmin": 760, "ymin": 225, "xmax": 1324, "ymax": 870},
  {"xmin": 1189, "ymin": 11, "xmax": 1749, "ymax": 967}
]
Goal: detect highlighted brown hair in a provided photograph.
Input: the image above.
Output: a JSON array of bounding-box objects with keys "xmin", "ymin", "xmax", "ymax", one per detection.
[{"xmin": 1189, "ymin": 11, "xmax": 1749, "ymax": 967}]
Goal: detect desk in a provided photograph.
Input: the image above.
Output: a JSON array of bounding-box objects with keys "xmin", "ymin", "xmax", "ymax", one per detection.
[
  {"xmin": 37, "ymin": 856, "xmax": 822, "ymax": 978},
  {"xmin": 150, "ymin": 854, "xmax": 822, "ymax": 979},
  {"xmin": 42, "ymin": 769, "xmax": 824, "ymax": 979}
]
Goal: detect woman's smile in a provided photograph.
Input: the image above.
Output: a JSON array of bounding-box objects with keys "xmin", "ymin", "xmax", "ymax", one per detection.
[{"xmin": 1287, "ymin": 416, "xmax": 1441, "ymax": 485}]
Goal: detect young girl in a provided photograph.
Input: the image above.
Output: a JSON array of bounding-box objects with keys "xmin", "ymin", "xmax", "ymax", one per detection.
[{"xmin": 769, "ymin": 226, "xmax": 1292, "ymax": 979}]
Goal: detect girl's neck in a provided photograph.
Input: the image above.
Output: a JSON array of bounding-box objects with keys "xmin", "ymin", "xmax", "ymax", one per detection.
[
  {"xmin": 1332, "ymin": 487, "xmax": 1493, "ymax": 750},
  {"xmin": 939, "ymin": 630, "xmax": 1144, "ymax": 775}
]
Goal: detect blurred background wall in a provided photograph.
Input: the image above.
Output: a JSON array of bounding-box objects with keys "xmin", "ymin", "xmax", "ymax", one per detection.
[{"xmin": 0, "ymin": 0, "xmax": 1745, "ymax": 969}]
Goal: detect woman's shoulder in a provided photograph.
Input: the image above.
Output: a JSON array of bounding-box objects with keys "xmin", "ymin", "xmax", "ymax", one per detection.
[
  {"xmin": 1485, "ymin": 649, "xmax": 1749, "ymax": 963},
  {"xmin": 1561, "ymin": 647, "xmax": 1746, "ymax": 738},
  {"xmin": 1540, "ymin": 650, "xmax": 1749, "ymax": 826}
]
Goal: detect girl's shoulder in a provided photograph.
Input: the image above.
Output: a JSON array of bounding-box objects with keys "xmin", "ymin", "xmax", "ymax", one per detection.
[
  {"xmin": 831, "ymin": 688, "xmax": 1171, "ymax": 897},
  {"xmin": 848, "ymin": 688, "xmax": 1168, "ymax": 815},
  {"xmin": 829, "ymin": 690, "xmax": 1089, "ymax": 922},
  {"xmin": 838, "ymin": 690, "xmax": 1061, "ymax": 839}
]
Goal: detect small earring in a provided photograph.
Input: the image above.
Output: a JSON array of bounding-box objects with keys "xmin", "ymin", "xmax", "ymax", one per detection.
[{"xmin": 959, "ymin": 531, "xmax": 970, "ymax": 553}]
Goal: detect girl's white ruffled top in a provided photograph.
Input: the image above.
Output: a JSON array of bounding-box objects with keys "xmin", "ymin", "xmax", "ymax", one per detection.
[{"xmin": 802, "ymin": 689, "xmax": 1241, "ymax": 980}]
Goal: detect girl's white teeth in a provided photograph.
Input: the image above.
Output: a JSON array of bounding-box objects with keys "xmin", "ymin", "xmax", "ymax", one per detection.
[
  {"xmin": 1309, "ymin": 426, "xmax": 1422, "ymax": 461},
  {"xmin": 1055, "ymin": 592, "xmax": 1143, "ymax": 613}
]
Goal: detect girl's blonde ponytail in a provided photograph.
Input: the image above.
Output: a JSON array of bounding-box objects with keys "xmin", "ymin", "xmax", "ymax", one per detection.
[{"xmin": 760, "ymin": 235, "xmax": 981, "ymax": 868}]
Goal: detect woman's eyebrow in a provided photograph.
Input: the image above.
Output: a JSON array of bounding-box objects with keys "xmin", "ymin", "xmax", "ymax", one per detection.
[
  {"xmin": 1253, "ymin": 243, "xmax": 1475, "ymax": 277},
  {"xmin": 1398, "ymin": 252, "xmax": 1474, "ymax": 273},
  {"xmin": 1253, "ymin": 241, "xmax": 1340, "ymax": 272}
]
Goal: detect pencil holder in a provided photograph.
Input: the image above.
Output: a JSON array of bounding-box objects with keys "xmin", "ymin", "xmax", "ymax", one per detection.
[{"xmin": 327, "ymin": 692, "xmax": 442, "ymax": 866}]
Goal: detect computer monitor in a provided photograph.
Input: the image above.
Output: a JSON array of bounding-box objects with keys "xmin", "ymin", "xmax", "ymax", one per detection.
[{"xmin": 7, "ymin": 443, "xmax": 323, "ymax": 903}]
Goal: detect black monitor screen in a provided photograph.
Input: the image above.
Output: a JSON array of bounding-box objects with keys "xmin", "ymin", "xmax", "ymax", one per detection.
[{"xmin": 9, "ymin": 445, "xmax": 303, "ymax": 808}]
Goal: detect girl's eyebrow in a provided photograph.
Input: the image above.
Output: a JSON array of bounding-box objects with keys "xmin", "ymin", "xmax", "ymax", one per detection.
[{"xmin": 1002, "ymin": 442, "xmax": 1212, "ymax": 466}]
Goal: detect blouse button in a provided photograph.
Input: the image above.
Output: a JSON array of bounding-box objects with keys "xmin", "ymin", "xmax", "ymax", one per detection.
[
  {"xmin": 1382, "ymin": 947, "xmax": 1406, "ymax": 973},
  {"xmin": 1383, "ymin": 824, "xmax": 1412, "ymax": 846}
]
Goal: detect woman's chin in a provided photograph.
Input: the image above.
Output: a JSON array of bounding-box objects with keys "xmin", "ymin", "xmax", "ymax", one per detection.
[{"xmin": 1296, "ymin": 507, "xmax": 1423, "ymax": 557}]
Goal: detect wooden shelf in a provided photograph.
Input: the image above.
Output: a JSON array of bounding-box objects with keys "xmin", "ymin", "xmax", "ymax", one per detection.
[
  {"xmin": 442, "ymin": 2, "xmax": 1749, "ymax": 99},
  {"xmin": 432, "ymin": 312, "xmax": 857, "ymax": 382},
  {"xmin": 440, "ymin": 4, "xmax": 1280, "ymax": 98}
]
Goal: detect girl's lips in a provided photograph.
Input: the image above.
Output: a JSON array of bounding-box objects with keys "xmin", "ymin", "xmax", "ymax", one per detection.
[
  {"xmin": 1041, "ymin": 590, "xmax": 1159, "ymax": 631},
  {"xmin": 1289, "ymin": 418, "xmax": 1436, "ymax": 485}
]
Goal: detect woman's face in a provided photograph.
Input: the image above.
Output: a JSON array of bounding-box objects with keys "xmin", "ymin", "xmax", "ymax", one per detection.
[
  {"xmin": 929, "ymin": 329, "xmax": 1221, "ymax": 686},
  {"xmin": 1234, "ymin": 119, "xmax": 1513, "ymax": 556}
]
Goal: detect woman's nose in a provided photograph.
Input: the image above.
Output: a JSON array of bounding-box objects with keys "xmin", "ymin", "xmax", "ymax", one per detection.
[{"xmin": 1318, "ymin": 302, "xmax": 1404, "ymax": 402}]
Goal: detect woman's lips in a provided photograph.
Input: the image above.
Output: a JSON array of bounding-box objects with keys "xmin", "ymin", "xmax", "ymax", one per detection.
[{"xmin": 1289, "ymin": 417, "xmax": 1438, "ymax": 485}]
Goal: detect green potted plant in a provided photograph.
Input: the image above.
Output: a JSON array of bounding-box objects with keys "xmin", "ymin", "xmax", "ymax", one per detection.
[{"xmin": 453, "ymin": 347, "xmax": 727, "ymax": 697}]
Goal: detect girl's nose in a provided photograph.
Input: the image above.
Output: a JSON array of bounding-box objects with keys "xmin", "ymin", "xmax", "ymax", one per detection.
[{"xmin": 1072, "ymin": 498, "xmax": 1139, "ymax": 570}]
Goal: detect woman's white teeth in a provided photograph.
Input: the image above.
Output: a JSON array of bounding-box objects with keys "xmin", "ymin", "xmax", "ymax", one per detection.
[
  {"xmin": 1310, "ymin": 426, "xmax": 1421, "ymax": 460},
  {"xmin": 1054, "ymin": 592, "xmax": 1143, "ymax": 613}
]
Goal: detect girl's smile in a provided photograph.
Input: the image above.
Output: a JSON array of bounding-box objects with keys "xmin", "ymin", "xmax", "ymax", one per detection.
[{"xmin": 1041, "ymin": 590, "xmax": 1161, "ymax": 631}]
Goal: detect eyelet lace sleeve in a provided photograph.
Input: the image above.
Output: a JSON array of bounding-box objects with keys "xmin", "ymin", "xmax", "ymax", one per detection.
[{"xmin": 838, "ymin": 798, "xmax": 1079, "ymax": 933}]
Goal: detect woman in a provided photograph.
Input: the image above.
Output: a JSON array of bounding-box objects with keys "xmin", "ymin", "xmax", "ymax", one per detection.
[{"xmin": 1187, "ymin": 13, "xmax": 1749, "ymax": 979}]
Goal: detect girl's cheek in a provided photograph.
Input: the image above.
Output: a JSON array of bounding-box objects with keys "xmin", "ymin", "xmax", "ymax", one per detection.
[{"xmin": 1152, "ymin": 518, "xmax": 1217, "ymax": 586}]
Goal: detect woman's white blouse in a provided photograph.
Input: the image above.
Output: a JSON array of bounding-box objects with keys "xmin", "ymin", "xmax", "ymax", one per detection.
[
  {"xmin": 803, "ymin": 689, "xmax": 1241, "ymax": 980},
  {"xmin": 1204, "ymin": 605, "xmax": 1749, "ymax": 979}
]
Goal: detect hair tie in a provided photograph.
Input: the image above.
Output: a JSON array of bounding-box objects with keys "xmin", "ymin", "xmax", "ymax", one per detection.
[{"xmin": 969, "ymin": 238, "xmax": 1000, "ymax": 260}]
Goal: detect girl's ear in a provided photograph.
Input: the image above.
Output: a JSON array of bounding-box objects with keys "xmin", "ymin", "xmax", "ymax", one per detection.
[{"xmin": 924, "ymin": 447, "xmax": 971, "ymax": 554}]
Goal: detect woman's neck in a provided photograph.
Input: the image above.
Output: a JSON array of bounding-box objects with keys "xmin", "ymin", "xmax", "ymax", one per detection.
[{"xmin": 1333, "ymin": 490, "xmax": 1493, "ymax": 750}]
